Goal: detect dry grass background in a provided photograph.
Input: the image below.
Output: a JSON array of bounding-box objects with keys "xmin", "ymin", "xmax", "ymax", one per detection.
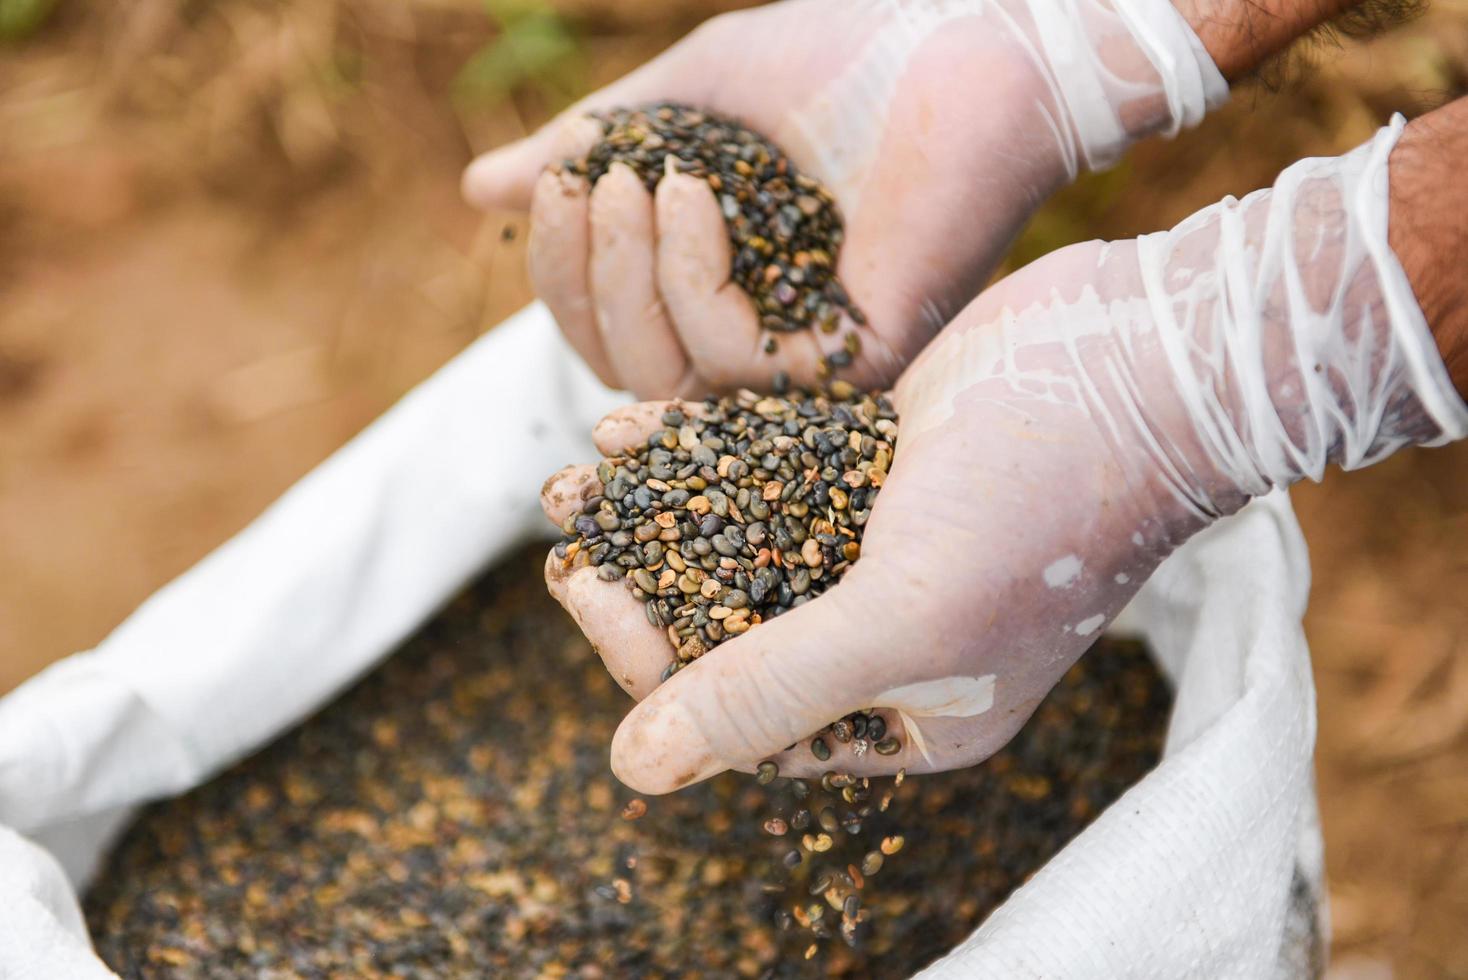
[{"xmin": 1, "ymin": 0, "xmax": 1466, "ymax": 975}]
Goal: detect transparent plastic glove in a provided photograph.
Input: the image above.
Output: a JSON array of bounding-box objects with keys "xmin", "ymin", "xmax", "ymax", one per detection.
[
  {"xmin": 464, "ymin": 0, "xmax": 1225, "ymax": 397},
  {"xmin": 543, "ymin": 117, "xmax": 1468, "ymax": 795}
]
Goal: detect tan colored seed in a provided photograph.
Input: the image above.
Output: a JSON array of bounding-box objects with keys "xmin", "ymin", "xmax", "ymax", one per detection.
[
  {"xmin": 761, "ymin": 481, "xmax": 783, "ymax": 502},
  {"xmin": 653, "ymin": 512, "xmax": 678, "ymax": 529},
  {"xmin": 801, "ymin": 538, "xmax": 823, "ymax": 568},
  {"xmin": 621, "ymin": 799, "xmax": 648, "ymax": 821},
  {"xmin": 687, "ymin": 495, "xmax": 711, "ymax": 515},
  {"xmin": 880, "ymin": 834, "xmax": 905, "ymax": 855}
]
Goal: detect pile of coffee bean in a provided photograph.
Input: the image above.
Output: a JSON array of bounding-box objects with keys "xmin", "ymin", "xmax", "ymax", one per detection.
[
  {"xmin": 85, "ymin": 545, "xmax": 1176, "ymax": 979},
  {"xmin": 563, "ymin": 103, "xmax": 866, "ymax": 371}
]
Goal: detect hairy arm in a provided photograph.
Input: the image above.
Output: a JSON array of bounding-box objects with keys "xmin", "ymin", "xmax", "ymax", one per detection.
[
  {"xmin": 1389, "ymin": 97, "xmax": 1468, "ymax": 398},
  {"xmin": 1176, "ymin": 0, "xmax": 1410, "ymax": 79}
]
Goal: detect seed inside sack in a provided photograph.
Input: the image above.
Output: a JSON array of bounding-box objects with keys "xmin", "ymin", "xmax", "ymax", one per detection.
[
  {"xmin": 83, "ymin": 545, "xmax": 1173, "ymax": 975},
  {"xmin": 560, "ymin": 102, "xmax": 867, "ymax": 376}
]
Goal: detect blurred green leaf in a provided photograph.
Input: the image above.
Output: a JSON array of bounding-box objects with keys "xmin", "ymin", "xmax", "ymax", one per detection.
[
  {"xmin": 0, "ymin": 0, "xmax": 59, "ymax": 42},
  {"xmin": 455, "ymin": 0, "xmax": 582, "ymax": 106}
]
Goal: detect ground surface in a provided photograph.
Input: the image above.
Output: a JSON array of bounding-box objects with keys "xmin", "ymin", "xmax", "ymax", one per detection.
[{"xmin": 3, "ymin": 1, "xmax": 1467, "ymax": 976}]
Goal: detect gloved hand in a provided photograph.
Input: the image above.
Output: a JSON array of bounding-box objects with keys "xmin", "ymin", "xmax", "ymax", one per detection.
[
  {"xmin": 464, "ymin": 0, "xmax": 1225, "ymax": 397},
  {"xmin": 541, "ymin": 116, "xmax": 1468, "ymax": 795}
]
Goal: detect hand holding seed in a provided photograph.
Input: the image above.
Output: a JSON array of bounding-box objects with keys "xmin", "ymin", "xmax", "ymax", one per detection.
[
  {"xmin": 541, "ymin": 236, "xmax": 1270, "ymax": 795},
  {"xmin": 538, "ymin": 263, "xmax": 1205, "ymax": 796},
  {"xmin": 463, "ymin": 0, "xmax": 1223, "ymax": 399},
  {"xmin": 540, "ymin": 371, "xmax": 1165, "ymax": 794}
]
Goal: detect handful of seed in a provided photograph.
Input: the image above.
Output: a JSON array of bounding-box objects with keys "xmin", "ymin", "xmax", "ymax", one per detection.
[
  {"xmin": 556, "ymin": 386, "xmax": 906, "ymax": 945},
  {"xmin": 555, "ymin": 385, "xmax": 894, "ymax": 685},
  {"xmin": 561, "ymin": 102, "xmax": 867, "ymax": 372}
]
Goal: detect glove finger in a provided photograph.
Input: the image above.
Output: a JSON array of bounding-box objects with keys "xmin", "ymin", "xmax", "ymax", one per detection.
[
  {"xmin": 589, "ymin": 163, "xmax": 698, "ymax": 399},
  {"xmin": 609, "ymin": 574, "xmax": 893, "ymax": 795},
  {"xmin": 655, "ymin": 173, "xmax": 773, "ymax": 389},
  {"xmin": 544, "ymin": 555, "xmax": 671, "ymax": 701},
  {"xmin": 529, "ymin": 169, "xmax": 619, "ymax": 388},
  {"xmin": 655, "ymin": 171, "xmax": 861, "ymax": 392},
  {"xmin": 590, "ymin": 399, "xmax": 705, "ymax": 457},
  {"xmin": 540, "ymin": 464, "xmax": 603, "ymax": 529}
]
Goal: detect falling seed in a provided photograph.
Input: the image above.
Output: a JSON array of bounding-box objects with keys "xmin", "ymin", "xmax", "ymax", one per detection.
[
  {"xmin": 861, "ymin": 851, "xmax": 884, "ymax": 876},
  {"xmin": 620, "ymin": 799, "xmax": 648, "ymax": 821},
  {"xmin": 880, "ymin": 835, "xmax": 905, "ymax": 855}
]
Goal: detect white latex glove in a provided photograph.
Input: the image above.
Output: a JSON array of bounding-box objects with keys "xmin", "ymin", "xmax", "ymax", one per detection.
[
  {"xmin": 541, "ymin": 116, "xmax": 1468, "ymax": 794},
  {"xmin": 464, "ymin": 0, "xmax": 1225, "ymax": 397}
]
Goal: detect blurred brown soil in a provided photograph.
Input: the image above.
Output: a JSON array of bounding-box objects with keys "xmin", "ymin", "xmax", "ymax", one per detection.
[{"xmin": 1, "ymin": 0, "xmax": 1466, "ymax": 976}]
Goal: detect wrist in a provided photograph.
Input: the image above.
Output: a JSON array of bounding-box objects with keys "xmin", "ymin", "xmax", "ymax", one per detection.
[
  {"xmin": 988, "ymin": 0, "xmax": 1227, "ymax": 177},
  {"xmin": 1388, "ymin": 99, "xmax": 1468, "ymax": 400},
  {"xmin": 1134, "ymin": 114, "xmax": 1468, "ymax": 508},
  {"xmin": 1172, "ymin": 0, "xmax": 1362, "ymax": 81}
]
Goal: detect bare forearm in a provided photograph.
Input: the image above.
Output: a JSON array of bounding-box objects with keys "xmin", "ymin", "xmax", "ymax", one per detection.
[
  {"xmin": 1174, "ymin": 0, "xmax": 1364, "ymax": 79},
  {"xmin": 1389, "ymin": 97, "xmax": 1468, "ymax": 399}
]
